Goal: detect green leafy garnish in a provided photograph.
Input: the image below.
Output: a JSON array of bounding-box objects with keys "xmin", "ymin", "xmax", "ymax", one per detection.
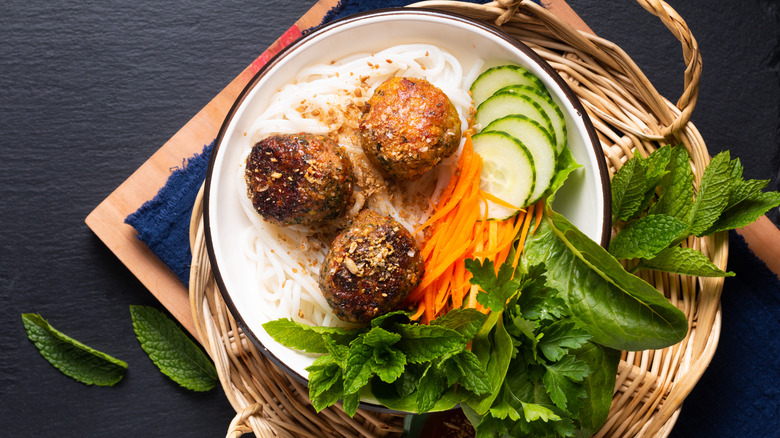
[
  {"xmin": 130, "ymin": 305, "xmax": 217, "ymax": 392},
  {"xmin": 524, "ymin": 207, "xmax": 689, "ymax": 351},
  {"xmin": 264, "ymin": 310, "xmax": 489, "ymax": 416},
  {"xmin": 22, "ymin": 313, "xmax": 127, "ymax": 386},
  {"xmin": 462, "ymin": 260, "xmax": 618, "ymax": 437},
  {"xmin": 609, "ymin": 145, "xmax": 780, "ymax": 276}
]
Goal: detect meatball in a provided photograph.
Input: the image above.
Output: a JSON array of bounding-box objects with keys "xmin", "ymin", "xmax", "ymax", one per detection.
[
  {"xmin": 245, "ymin": 133, "xmax": 353, "ymax": 226},
  {"xmin": 359, "ymin": 77, "xmax": 461, "ymax": 180},
  {"xmin": 319, "ymin": 209, "xmax": 424, "ymax": 323}
]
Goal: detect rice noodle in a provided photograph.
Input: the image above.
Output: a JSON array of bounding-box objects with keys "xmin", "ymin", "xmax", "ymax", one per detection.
[{"xmin": 238, "ymin": 44, "xmax": 471, "ymax": 326}]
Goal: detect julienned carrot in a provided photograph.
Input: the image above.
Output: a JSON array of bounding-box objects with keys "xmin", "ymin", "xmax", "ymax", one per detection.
[{"xmin": 406, "ymin": 134, "xmax": 544, "ymax": 323}]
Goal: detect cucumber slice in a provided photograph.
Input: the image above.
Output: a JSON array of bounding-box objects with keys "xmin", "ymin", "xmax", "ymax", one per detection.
[
  {"xmin": 471, "ymin": 131, "xmax": 536, "ymax": 220},
  {"xmin": 483, "ymin": 115, "xmax": 557, "ymax": 204},
  {"xmin": 475, "ymin": 93, "xmax": 556, "ymax": 146},
  {"xmin": 496, "ymin": 85, "xmax": 567, "ymax": 155},
  {"xmin": 470, "ymin": 64, "xmax": 547, "ymax": 108}
]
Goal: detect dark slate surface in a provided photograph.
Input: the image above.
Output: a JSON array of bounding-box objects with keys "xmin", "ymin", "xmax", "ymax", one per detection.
[{"xmin": 1, "ymin": 1, "xmax": 777, "ymax": 437}]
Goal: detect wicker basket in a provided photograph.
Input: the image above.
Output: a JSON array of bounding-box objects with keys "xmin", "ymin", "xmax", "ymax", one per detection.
[{"xmin": 188, "ymin": 1, "xmax": 727, "ymax": 436}]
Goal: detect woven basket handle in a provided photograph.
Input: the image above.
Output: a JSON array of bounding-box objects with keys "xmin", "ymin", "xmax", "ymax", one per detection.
[{"xmin": 496, "ymin": 0, "xmax": 701, "ymax": 139}]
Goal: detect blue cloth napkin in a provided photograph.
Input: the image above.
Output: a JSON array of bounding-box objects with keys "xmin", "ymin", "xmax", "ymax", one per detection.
[{"xmin": 124, "ymin": 1, "xmax": 778, "ymax": 436}]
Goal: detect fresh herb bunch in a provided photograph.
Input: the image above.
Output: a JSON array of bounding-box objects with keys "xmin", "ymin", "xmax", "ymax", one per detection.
[
  {"xmin": 461, "ymin": 260, "xmax": 619, "ymax": 438},
  {"xmin": 609, "ymin": 145, "xmax": 780, "ymax": 276},
  {"xmin": 264, "ymin": 308, "xmax": 492, "ymax": 416}
]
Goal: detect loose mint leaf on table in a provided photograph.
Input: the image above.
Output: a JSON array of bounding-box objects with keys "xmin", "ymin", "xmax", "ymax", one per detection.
[
  {"xmin": 608, "ymin": 214, "xmax": 687, "ymax": 260},
  {"xmin": 22, "ymin": 313, "xmax": 127, "ymax": 386},
  {"xmin": 634, "ymin": 246, "xmax": 734, "ymax": 277},
  {"xmin": 130, "ymin": 305, "xmax": 217, "ymax": 392},
  {"xmin": 523, "ymin": 208, "xmax": 688, "ymax": 351}
]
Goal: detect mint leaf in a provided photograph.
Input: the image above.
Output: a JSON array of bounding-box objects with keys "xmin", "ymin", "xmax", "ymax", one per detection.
[
  {"xmin": 467, "ymin": 258, "xmax": 521, "ymax": 311},
  {"xmin": 342, "ymin": 391, "xmax": 361, "ymax": 417},
  {"xmin": 634, "ymin": 246, "xmax": 734, "ymax": 277},
  {"xmin": 307, "ymin": 356, "xmax": 342, "ymax": 398},
  {"xmin": 649, "ymin": 145, "xmax": 693, "ymax": 221},
  {"xmin": 310, "ymin": 374, "xmax": 343, "ymax": 412},
  {"xmin": 608, "ymin": 214, "xmax": 688, "ymax": 260},
  {"xmin": 446, "ymin": 350, "xmax": 492, "ymax": 395},
  {"xmin": 342, "ymin": 341, "xmax": 375, "ymax": 395},
  {"xmin": 130, "ymin": 305, "xmax": 217, "ymax": 392},
  {"xmin": 703, "ymin": 190, "xmax": 780, "ymax": 235},
  {"xmin": 416, "ymin": 362, "xmax": 449, "ymax": 412},
  {"xmin": 611, "ymin": 156, "xmax": 649, "ymax": 221},
  {"xmin": 262, "ymin": 318, "xmax": 358, "ymax": 353},
  {"xmin": 372, "ymin": 345, "xmax": 406, "ymax": 383},
  {"xmin": 687, "ymin": 151, "xmax": 734, "ymax": 236},
  {"xmin": 22, "ymin": 313, "xmax": 127, "ymax": 386},
  {"xmin": 394, "ymin": 323, "xmax": 464, "ymax": 363},
  {"xmin": 431, "ymin": 308, "xmax": 486, "ymax": 340}
]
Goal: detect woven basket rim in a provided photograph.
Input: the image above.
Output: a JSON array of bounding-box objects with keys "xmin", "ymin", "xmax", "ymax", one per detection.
[{"xmin": 189, "ymin": 1, "xmax": 726, "ymax": 437}]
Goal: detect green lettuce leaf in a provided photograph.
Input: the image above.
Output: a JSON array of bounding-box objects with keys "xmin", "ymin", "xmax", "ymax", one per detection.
[{"xmin": 523, "ymin": 208, "xmax": 689, "ymax": 351}]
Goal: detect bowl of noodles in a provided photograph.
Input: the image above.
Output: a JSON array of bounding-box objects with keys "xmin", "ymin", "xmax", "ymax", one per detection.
[{"xmin": 204, "ymin": 8, "xmax": 610, "ymax": 409}]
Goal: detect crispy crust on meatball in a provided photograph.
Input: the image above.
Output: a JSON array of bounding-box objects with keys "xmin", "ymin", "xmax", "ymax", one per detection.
[
  {"xmin": 245, "ymin": 133, "xmax": 353, "ymax": 226},
  {"xmin": 319, "ymin": 209, "xmax": 424, "ymax": 323},
  {"xmin": 359, "ymin": 77, "xmax": 461, "ymax": 181}
]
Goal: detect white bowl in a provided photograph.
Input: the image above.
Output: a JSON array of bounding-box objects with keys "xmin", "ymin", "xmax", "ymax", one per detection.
[{"xmin": 204, "ymin": 8, "xmax": 610, "ymax": 411}]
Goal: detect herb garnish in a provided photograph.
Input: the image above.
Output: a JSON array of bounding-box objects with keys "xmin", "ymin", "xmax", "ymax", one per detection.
[
  {"xmin": 22, "ymin": 313, "xmax": 127, "ymax": 386},
  {"xmin": 130, "ymin": 305, "xmax": 218, "ymax": 392},
  {"xmin": 609, "ymin": 145, "xmax": 780, "ymax": 275}
]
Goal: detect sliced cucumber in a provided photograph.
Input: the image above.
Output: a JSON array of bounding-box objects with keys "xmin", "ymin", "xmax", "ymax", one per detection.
[
  {"xmin": 471, "ymin": 131, "xmax": 536, "ymax": 220},
  {"xmin": 470, "ymin": 64, "xmax": 547, "ymax": 108},
  {"xmin": 483, "ymin": 115, "xmax": 557, "ymax": 204},
  {"xmin": 475, "ymin": 93, "xmax": 556, "ymax": 146},
  {"xmin": 496, "ymin": 85, "xmax": 567, "ymax": 155}
]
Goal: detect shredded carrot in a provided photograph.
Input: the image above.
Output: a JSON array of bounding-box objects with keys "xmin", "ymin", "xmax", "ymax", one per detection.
[{"xmin": 405, "ymin": 133, "xmax": 546, "ymax": 323}]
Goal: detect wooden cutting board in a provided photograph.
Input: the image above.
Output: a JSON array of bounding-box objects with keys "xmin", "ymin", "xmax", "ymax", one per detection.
[{"xmin": 85, "ymin": 0, "xmax": 780, "ymax": 340}]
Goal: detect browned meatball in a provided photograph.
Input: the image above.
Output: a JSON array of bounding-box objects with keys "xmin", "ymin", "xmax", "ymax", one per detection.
[
  {"xmin": 319, "ymin": 209, "xmax": 424, "ymax": 323},
  {"xmin": 359, "ymin": 77, "xmax": 461, "ymax": 181},
  {"xmin": 245, "ymin": 133, "xmax": 353, "ymax": 226}
]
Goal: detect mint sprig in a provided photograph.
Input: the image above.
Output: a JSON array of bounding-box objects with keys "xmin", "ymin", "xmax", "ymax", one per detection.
[
  {"xmin": 609, "ymin": 145, "xmax": 780, "ymax": 276},
  {"xmin": 263, "ymin": 309, "xmax": 490, "ymax": 416},
  {"xmin": 22, "ymin": 313, "xmax": 127, "ymax": 386},
  {"xmin": 130, "ymin": 305, "xmax": 217, "ymax": 392}
]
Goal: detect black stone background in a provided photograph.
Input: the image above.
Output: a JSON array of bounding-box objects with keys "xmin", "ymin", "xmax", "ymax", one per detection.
[{"xmin": 1, "ymin": 1, "xmax": 777, "ymax": 437}]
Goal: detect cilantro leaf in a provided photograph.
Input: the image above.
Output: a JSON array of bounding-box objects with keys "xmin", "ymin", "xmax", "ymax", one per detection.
[
  {"xmin": 608, "ymin": 214, "xmax": 688, "ymax": 260},
  {"xmin": 130, "ymin": 305, "xmax": 217, "ymax": 392},
  {"xmin": 22, "ymin": 313, "xmax": 127, "ymax": 386},
  {"xmin": 634, "ymin": 246, "xmax": 734, "ymax": 277},
  {"xmin": 466, "ymin": 258, "xmax": 521, "ymax": 311},
  {"xmin": 542, "ymin": 355, "xmax": 589, "ymax": 410},
  {"xmin": 537, "ymin": 320, "xmax": 590, "ymax": 362}
]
